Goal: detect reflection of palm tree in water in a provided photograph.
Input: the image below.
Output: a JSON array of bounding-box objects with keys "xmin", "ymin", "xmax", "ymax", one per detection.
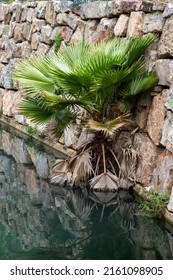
[
  {"xmin": 50, "ymin": 187, "xmax": 138, "ymax": 256},
  {"xmin": 51, "ymin": 186, "xmax": 173, "ymax": 259}
]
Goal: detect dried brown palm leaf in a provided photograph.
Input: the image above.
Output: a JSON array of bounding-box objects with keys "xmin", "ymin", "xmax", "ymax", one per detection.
[
  {"xmin": 52, "ymin": 159, "xmax": 69, "ymax": 172},
  {"xmin": 71, "ymin": 193, "xmax": 94, "ymax": 220},
  {"xmin": 51, "ymin": 170, "xmax": 72, "ymax": 185},
  {"xmin": 86, "ymin": 113, "xmax": 132, "ymax": 137},
  {"xmin": 51, "ymin": 159, "xmax": 72, "ymax": 185},
  {"xmin": 90, "ymin": 171, "xmax": 120, "ymax": 191},
  {"xmin": 69, "ymin": 150, "xmax": 93, "ymax": 185},
  {"xmin": 121, "ymin": 146, "xmax": 139, "ymax": 181}
]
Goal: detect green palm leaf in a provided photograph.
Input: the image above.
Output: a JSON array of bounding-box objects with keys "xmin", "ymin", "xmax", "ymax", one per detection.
[
  {"xmin": 42, "ymin": 91, "xmax": 96, "ymax": 114},
  {"xmin": 125, "ymin": 34, "xmax": 156, "ymax": 66},
  {"xmin": 123, "ymin": 73, "xmax": 158, "ymax": 97},
  {"xmin": 58, "ymin": 40, "xmax": 92, "ymax": 69},
  {"xmin": 92, "ymin": 68, "xmax": 132, "ymax": 94},
  {"xmin": 18, "ymin": 98, "xmax": 54, "ymax": 124},
  {"xmin": 13, "ymin": 57, "xmax": 55, "ymax": 95}
]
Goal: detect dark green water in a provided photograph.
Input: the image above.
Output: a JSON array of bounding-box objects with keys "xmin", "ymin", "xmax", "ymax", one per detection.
[{"xmin": 0, "ymin": 123, "xmax": 173, "ymax": 260}]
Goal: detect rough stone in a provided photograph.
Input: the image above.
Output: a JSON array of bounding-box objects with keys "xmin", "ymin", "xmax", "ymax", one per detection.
[
  {"xmin": 40, "ymin": 25, "xmax": 53, "ymax": 45},
  {"xmin": 161, "ymin": 111, "xmax": 173, "ymax": 153},
  {"xmin": 146, "ymin": 90, "xmax": 168, "ymax": 146},
  {"xmin": 31, "ymin": 19, "xmax": 46, "ymax": 34},
  {"xmin": 70, "ymin": 21, "xmax": 85, "ymax": 44},
  {"xmin": 1, "ymin": 130, "xmax": 12, "ymax": 155},
  {"xmin": 15, "ymin": 115, "xmax": 25, "ymax": 125},
  {"xmin": 158, "ymin": 16, "xmax": 173, "ymax": 58},
  {"xmin": 165, "ymin": 83, "xmax": 173, "ymax": 111},
  {"xmin": 155, "ymin": 59, "xmax": 173, "ymax": 86},
  {"xmin": 1, "ymin": 60, "xmax": 15, "ymax": 89},
  {"xmin": 56, "ymin": 12, "xmax": 68, "ymax": 25},
  {"xmin": 35, "ymin": 43, "xmax": 50, "ymax": 56},
  {"xmin": 145, "ymin": 48, "xmax": 158, "ymax": 72},
  {"xmin": 18, "ymin": 42, "xmax": 32, "ymax": 59},
  {"xmin": 0, "ymin": 63, "xmax": 5, "ymax": 87},
  {"xmin": 11, "ymin": 136, "xmax": 31, "ymax": 164},
  {"xmin": 35, "ymin": 154, "xmax": 50, "ymax": 179},
  {"xmin": 121, "ymin": 0, "xmax": 142, "ymax": 13},
  {"xmin": 81, "ymin": 0, "xmax": 122, "ymax": 19},
  {"xmin": 135, "ymin": 108, "xmax": 149, "ymax": 129},
  {"xmin": 22, "ymin": 22, "xmax": 32, "ymax": 42},
  {"xmin": 9, "ymin": 21, "xmax": 16, "ymax": 38},
  {"xmin": 140, "ymin": 1, "xmax": 154, "ymax": 12},
  {"xmin": 153, "ymin": 2, "xmax": 166, "ymax": 12},
  {"xmin": 45, "ymin": 1, "xmax": 57, "ymax": 26},
  {"xmin": 25, "ymin": 169, "xmax": 38, "ymax": 198},
  {"xmin": 151, "ymin": 150, "xmax": 173, "ymax": 194},
  {"xmin": 0, "ymin": 24, "xmax": 9, "ymax": 37},
  {"xmin": 133, "ymin": 133, "xmax": 160, "ymax": 187},
  {"xmin": 0, "ymin": 3, "xmax": 5, "ymax": 21},
  {"xmin": 84, "ymin": 20, "xmax": 99, "ymax": 43},
  {"xmin": 0, "ymin": 34, "xmax": 9, "ymax": 50},
  {"xmin": 168, "ymin": 187, "xmax": 173, "ymax": 213},
  {"xmin": 31, "ymin": 33, "xmax": 40, "ymax": 50},
  {"xmin": 27, "ymin": 8, "xmax": 36, "ymax": 23},
  {"xmin": 67, "ymin": 12, "xmax": 80, "ymax": 30},
  {"xmin": 0, "ymin": 37, "xmax": 15, "ymax": 63},
  {"xmin": 20, "ymin": 6, "xmax": 28, "ymax": 22},
  {"xmin": 2, "ymin": 90, "xmax": 20, "ymax": 117},
  {"xmin": 60, "ymin": 0, "xmax": 73, "ymax": 13},
  {"xmin": 163, "ymin": 3, "xmax": 173, "ymax": 18},
  {"xmin": 127, "ymin": 11, "xmax": 144, "ymax": 37},
  {"xmin": 13, "ymin": 24, "xmax": 24, "ymax": 43},
  {"xmin": 92, "ymin": 18, "xmax": 117, "ymax": 44},
  {"xmin": 114, "ymin": 14, "xmax": 129, "ymax": 36},
  {"xmin": 142, "ymin": 12, "xmax": 165, "ymax": 33},
  {"xmin": 11, "ymin": 4, "xmax": 22, "ymax": 23},
  {"xmin": 0, "ymin": 88, "xmax": 5, "ymax": 110},
  {"xmin": 52, "ymin": 26, "xmax": 73, "ymax": 44},
  {"xmin": 36, "ymin": 1, "xmax": 46, "ymax": 19}
]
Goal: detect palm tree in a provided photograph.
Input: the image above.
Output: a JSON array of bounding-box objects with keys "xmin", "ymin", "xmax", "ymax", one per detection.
[{"xmin": 13, "ymin": 35, "xmax": 157, "ymax": 190}]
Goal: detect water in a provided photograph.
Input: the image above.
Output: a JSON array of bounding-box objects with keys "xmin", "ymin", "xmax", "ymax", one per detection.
[{"xmin": 0, "ymin": 123, "xmax": 173, "ymax": 260}]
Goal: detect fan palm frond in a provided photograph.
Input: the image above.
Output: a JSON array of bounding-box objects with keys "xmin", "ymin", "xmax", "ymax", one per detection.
[
  {"xmin": 42, "ymin": 91, "xmax": 96, "ymax": 114},
  {"xmin": 18, "ymin": 98, "xmax": 54, "ymax": 124},
  {"xmin": 92, "ymin": 68, "xmax": 132, "ymax": 93},
  {"xmin": 69, "ymin": 150, "xmax": 93, "ymax": 185},
  {"xmin": 90, "ymin": 171, "xmax": 120, "ymax": 191},
  {"xmin": 125, "ymin": 34, "xmax": 156, "ymax": 66},
  {"xmin": 123, "ymin": 73, "xmax": 158, "ymax": 97},
  {"xmin": 86, "ymin": 113, "xmax": 132, "ymax": 137},
  {"xmin": 51, "ymin": 159, "xmax": 72, "ymax": 185},
  {"xmin": 51, "ymin": 170, "xmax": 72, "ymax": 185},
  {"xmin": 13, "ymin": 57, "xmax": 55, "ymax": 95},
  {"xmin": 58, "ymin": 40, "xmax": 92, "ymax": 69}
]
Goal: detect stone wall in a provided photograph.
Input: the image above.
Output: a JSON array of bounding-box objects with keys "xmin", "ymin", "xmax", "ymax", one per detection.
[{"xmin": 1, "ymin": 0, "xmax": 173, "ymax": 211}]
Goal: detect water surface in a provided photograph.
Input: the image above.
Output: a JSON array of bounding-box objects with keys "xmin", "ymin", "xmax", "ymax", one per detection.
[{"xmin": 0, "ymin": 123, "xmax": 173, "ymax": 260}]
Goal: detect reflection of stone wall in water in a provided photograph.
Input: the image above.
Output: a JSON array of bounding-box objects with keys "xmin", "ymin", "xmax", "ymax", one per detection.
[{"xmin": 0, "ymin": 126, "xmax": 92, "ymax": 258}]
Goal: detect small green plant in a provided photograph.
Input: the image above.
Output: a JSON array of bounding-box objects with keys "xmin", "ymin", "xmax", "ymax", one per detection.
[
  {"xmin": 27, "ymin": 125, "xmax": 37, "ymax": 136},
  {"xmin": 139, "ymin": 188, "xmax": 169, "ymax": 218},
  {"xmin": 26, "ymin": 139, "xmax": 44, "ymax": 155},
  {"xmin": 53, "ymin": 33, "xmax": 63, "ymax": 53},
  {"xmin": 26, "ymin": 125, "xmax": 45, "ymax": 138}
]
